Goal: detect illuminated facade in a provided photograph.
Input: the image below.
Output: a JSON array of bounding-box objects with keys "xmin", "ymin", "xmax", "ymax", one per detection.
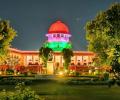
[
  {"xmin": 3, "ymin": 20, "xmax": 95, "ymax": 74},
  {"xmin": 44, "ymin": 20, "xmax": 72, "ymax": 51},
  {"xmin": 8, "ymin": 48, "xmax": 94, "ymax": 74}
]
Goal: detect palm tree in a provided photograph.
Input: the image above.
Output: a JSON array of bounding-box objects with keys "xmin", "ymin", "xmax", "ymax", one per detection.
[
  {"xmin": 39, "ymin": 47, "xmax": 53, "ymax": 68},
  {"xmin": 62, "ymin": 48, "xmax": 73, "ymax": 70}
]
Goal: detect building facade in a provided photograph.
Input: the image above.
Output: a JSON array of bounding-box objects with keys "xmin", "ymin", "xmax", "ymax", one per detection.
[
  {"xmin": 8, "ymin": 48, "xmax": 94, "ymax": 74},
  {"xmin": 4, "ymin": 20, "xmax": 95, "ymax": 74}
]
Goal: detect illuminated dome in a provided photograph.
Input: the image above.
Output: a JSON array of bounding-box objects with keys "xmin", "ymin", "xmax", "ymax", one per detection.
[
  {"xmin": 48, "ymin": 20, "xmax": 70, "ymax": 34},
  {"xmin": 45, "ymin": 20, "xmax": 72, "ymax": 51}
]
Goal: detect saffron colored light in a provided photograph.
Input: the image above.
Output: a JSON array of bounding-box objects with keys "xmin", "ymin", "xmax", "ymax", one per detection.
[
  {"xmin": 48, "ymin": 20, "xmax": 69, "ymax": 34},
  {"xmin": 44, "ymin": 20, "xmax": 72, "ymax": 51}
]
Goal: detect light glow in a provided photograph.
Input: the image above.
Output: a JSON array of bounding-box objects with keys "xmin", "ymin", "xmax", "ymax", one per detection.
[
  {"xmin": 44, "ymin": 20, "xmax": 72, "ymax": 51},
  {"xmin": 48, "ymin": 20, "xmax": 70, "ymax": 34},
  {"xmin": 46, "ymin": 33, "xmax": 71, "ymax": 42},
  {"xmin": 44, "ymin": 42, "xmax": 72, "ymax": 51},
  {"xmin": 58, "ymin": 71, "xmax": 64, "ymax": 76}
]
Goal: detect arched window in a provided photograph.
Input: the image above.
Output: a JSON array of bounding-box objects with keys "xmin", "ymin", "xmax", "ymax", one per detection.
[{"xmin": 77, "ymin": 62, "xmax": 80, "ymax": 65}]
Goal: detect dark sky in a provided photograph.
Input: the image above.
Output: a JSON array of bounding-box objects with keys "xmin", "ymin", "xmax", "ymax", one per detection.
[{"xmin": 0, "ymin": 0, "xmax": 119, "ymax": 51}]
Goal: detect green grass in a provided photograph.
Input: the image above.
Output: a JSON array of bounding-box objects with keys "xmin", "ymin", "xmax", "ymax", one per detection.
[
  {"xmin": 0, "ymin": 79, "xmax": 120, "ymax": 100},
  {"xmin": 30, "ymin": 82, "xmax": 120, "ymax": 100}
]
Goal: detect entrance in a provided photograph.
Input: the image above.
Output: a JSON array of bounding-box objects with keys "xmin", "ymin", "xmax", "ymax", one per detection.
[{"xmin": 47, "ymin": 61, "xmax": 54, "ymax": 74}]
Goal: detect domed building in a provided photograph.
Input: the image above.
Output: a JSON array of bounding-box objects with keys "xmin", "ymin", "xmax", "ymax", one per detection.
[
  {"xmin": 44, "ymin": 20, "xmax": 72, "ymax": 51},
  {"xmin": 1, "ymin": 20, "xmax": 95, "ymax": 75}
]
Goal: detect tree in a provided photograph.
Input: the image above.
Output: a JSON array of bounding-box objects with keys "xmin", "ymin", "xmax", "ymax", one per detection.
[
  {"xmin": 0, "ymin": 19, "xmax": 16, "ymax": 64},
  {"xmin": 62, "ymin": 48, "xmax": 73, "ymax": 70},
  {"xmin": 39, "ymin": 47, "xmax": 53, "ymax": 67},
  {"xmin": 85, "ymin": 3, "xmax": 120, "ymax": 78}
]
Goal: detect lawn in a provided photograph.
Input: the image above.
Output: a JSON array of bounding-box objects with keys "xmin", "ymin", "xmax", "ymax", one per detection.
[
  {"xmin": 30, "ymin": 82, "xmax": 120, "ymax": 100},
  {"xmin": 0, "ymin": 79, "xmax": 120, "ymax": 100}
]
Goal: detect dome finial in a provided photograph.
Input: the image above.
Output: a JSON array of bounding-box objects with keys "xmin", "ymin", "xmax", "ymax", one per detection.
[{"xmin": 56, "ymin": 20, "xmax": 62, "ymax": 23}]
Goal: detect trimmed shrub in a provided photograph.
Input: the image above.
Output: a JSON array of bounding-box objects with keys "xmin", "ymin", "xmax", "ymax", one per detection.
[
  {"xmin": 75, "ymin": 72, "xmax": 80, "ymax": 76},
  {"xmin": 66, "ymin": 78, "xmax": 108, "ymax": 85},
  {"xmin": 103, "ymin": 72, "xmax": 109, "ymax": 81},
  {"xmin": 116, "ymin": 80, "xmax": 120, "ymax": 86},
  {"xmin": 108, "ymin": 79, "xmax": 116, "ymax": 88},
  {"xmin": 6, "ymin": 69, "xmax": 14, "ymax": 75}
]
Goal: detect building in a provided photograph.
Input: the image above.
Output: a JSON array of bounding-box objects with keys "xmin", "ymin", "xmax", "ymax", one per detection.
[
  {"xmin": 5, "ymin": 20, "xmax": 95, "ymax": 74},
  {"xmin": 44, "ymin": 20, "xmax": 72, "ymax": 51}
]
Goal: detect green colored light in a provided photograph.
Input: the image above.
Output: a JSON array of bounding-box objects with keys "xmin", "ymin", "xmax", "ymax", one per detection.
[{"xmin": 44, "ymin": 42, "xmax": 72, "ymax": 51}]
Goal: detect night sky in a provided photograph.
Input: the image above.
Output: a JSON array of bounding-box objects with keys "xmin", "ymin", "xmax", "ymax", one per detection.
[{"xmin": 0, "ymin": 0, "xmax": 119, "ymax": 51}]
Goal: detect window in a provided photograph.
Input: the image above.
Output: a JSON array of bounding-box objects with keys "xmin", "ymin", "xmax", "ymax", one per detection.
[
  {"xmin": 57, "ymin": 34, "xmax": 60, "ymax": 37},
  {"xmin": 53, "ymin": 34, "xmax": 56, "ymax": 37},
  {"xmin": 61, "ymin": 34, "xmax": 63, "ymax": 37},
  {"xmin": 71, "ymin": 63, "xmax": 75, "ymax": 65},
  {"xmin": 88, "ymin": 62, "xmax": 91, "ymax": 65},
  {"xmin": 77, "ymin": 62, "xmax": 80, "ymax": 65}
]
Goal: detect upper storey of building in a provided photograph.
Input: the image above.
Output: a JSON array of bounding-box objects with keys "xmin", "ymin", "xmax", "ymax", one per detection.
[
  {"xmin": 46, "ymin": 20, "xmax": 71, "ymax": 40},
  {"xmin": 45, "ymin": 20, "xmax": 72, "ymax": 51},
  {"xmin": 48, "ymin": 20, "xmax": 70, "ymax": 34}
]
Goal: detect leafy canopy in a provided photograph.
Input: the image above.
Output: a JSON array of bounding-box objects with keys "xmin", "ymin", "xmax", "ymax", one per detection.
[
  {"xmin": 62, "ymin": 48, "xmax": 73, "ymax": 69},
  {"xmin": 86, "ymin": 3, "xmax": 120, "ymax": 67},
  {"xmin": 0, "ymin": 19, "xmax": 16, "ymax": 63},
  {"xmin": 39, "ymin": 47, "xmax": 53, "ymax": 67}
]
